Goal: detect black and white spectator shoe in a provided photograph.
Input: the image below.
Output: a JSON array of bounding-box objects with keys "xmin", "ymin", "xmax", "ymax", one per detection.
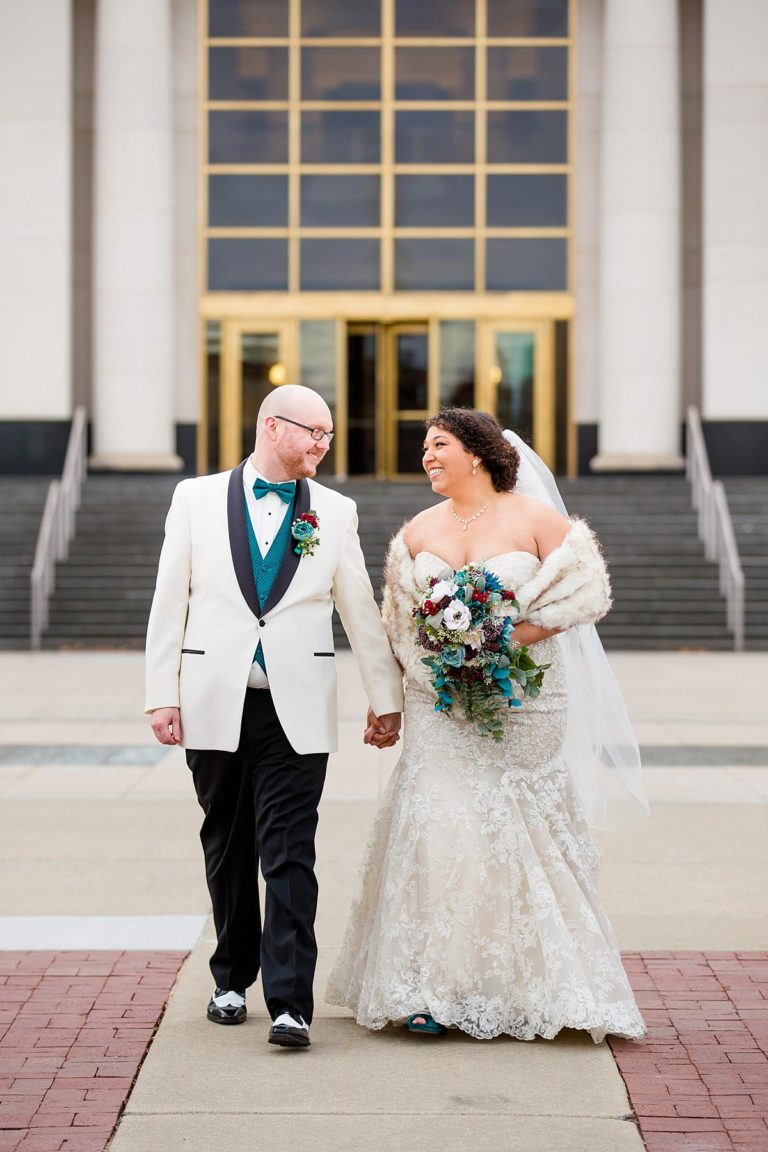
[
  {"xmin": 268, "ymin": 1009, "xmax": 310, "ymax": 1048},
  {"xmin": 207, "ymin": 988, "xmax": 247, "ymax": 1025}
]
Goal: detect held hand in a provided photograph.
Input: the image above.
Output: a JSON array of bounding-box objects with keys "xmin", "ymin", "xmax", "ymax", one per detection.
[
  {"xmin": 151, "ymin": 706, "xmax": 183, "ymax": 746},
  {"xmin": 364, "ymin": 707, "xmax": 401, "ymax": 750}
]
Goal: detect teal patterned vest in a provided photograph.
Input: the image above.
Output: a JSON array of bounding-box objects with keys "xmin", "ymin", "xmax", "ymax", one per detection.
[{"xmin": 245, "ymin": 495, "xmax": 295, "ymax": 671}]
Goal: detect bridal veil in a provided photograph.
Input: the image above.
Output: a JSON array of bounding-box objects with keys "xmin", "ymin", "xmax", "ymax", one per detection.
[{"xmin": 503, "ymin": 428, "xmax": 649, "ymax": 830}]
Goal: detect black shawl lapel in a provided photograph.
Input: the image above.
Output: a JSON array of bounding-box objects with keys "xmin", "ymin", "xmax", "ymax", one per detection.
[
  {"xmin": 227, "ymin": 461, "xmax": 261, "ymax": 618},
  {"xmin": 261, "ymin": 476, "xmax": 311, "ymax": 615}
]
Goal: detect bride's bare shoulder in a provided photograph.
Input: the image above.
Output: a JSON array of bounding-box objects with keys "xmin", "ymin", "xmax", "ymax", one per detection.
[
  {"xmin": 402, "ymin": 503, "xmax": 446, "ymax": 556},
  {"xmin": 507, "ymin": 492, "xmax": 570, "ymax": 553}
]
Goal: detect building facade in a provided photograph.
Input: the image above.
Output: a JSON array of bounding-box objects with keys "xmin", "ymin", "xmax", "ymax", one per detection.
[{"xmin": 1, "ymin": 0, "xmax": 767, "ymax": 476}]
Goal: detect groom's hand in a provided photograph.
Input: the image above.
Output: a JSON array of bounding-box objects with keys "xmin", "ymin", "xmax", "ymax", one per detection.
[
  {"xmin": 364, "ymin": 708, "xmax": 401, "ymax": 749},
  {"xmin": 151, "ymin": 706, "xmax": 183, "ymax": 746}
]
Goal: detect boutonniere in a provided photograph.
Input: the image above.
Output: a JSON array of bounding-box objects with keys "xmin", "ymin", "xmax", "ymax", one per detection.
[{"xmin": 291, "ymin": 510, "xmax": 320, "ymax": 557}]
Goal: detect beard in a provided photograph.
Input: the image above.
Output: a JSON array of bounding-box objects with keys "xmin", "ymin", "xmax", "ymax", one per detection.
[{"xmin": 276, "ymin": 442, "xmax": 324, "ymax": 478}]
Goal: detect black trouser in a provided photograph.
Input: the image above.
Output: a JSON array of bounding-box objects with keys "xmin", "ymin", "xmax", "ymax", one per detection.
[{"xmin": 186, "ymin": 689, "xmax": 328, "ymax": 1024}]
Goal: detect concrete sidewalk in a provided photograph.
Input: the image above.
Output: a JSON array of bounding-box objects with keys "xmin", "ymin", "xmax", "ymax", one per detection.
[{"xmin": 1, "ymin": 651, "xmax": 767, "ymax": 1151}]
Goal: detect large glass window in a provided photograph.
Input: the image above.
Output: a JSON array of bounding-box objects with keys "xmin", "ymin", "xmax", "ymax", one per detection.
[
  {"xmin": 302, "ymin": 48, "xmax": 380, "ymax": 101},
  {"xmin": 395, "ymin": 112, "xmax": 474, "ymax": 164},
  {"xmin": 302, "ymin": 0, "xmax": 380, "ymax": 37},
  {"xmin": 486, "ymin": 239, "xmax": 567, "ymax": 291},
  {"xmin": 209, "ymin": 48, "xmax": 289, "ymax": 102},
  {"xmin": 210, "ymin": 0, "xmax": 289, "ymax": 37},
  {"xmin": 395, "ymin": 0, "xmax": 475, "ymax": 37},
  {"xmin": 203, "ymin": 0, "xmax": 573, "ymax": 295},
  {"xmin": 209, "ymin": 112, "xmax": 288, "ymax": 165},
  {"xmin": 395, "ymin": 239, "xmax": 474, "ymax": 290},
  {"xmin": 487, "ymin": 0, "xmax": 568, "ymax": 38},
  {"xmin": 301, "ymin": 175, "xmax": 380, "ymax": 227},
  {"xmin": 395, "ymin": 49, "xmax": 474, "ymax": 101},
  {"xmin": 301, "ymin": 239, "xmax": 380, "ymax": 290},
  {"xmin": 302, "ymin": 111, "xmax": 380, "ymax": 163},
  {"xmin": 487, "ymin": 111, "xmax": 568, "ymax": 165},
  {"xmin": 487, "ymin": 175, "xmax": 567, "ymax": 228},
  {"xmin": 208, "ymin": 240, "xmax": 288, "ymax": 291},
  {"xmin": 396, "ymin": 175, "xmax": 473, "ymax": 227},
  {"xmin": 209, "ymin": 176, "xmax": 288, "ymax": 228},
  {"xmin": 487, "ymin": 47, "xmax": 568, "ymax": 102}
]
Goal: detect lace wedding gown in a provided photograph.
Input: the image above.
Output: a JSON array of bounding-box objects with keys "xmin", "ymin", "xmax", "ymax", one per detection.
[{"xmin": 326, "ymin": 549, "xmax": 646, "ymax": 1042}]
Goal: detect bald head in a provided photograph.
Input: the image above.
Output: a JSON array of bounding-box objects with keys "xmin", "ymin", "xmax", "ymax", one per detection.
[{"xmin": 256, "ymin": 385, "xmax": 331, "ymax": 437}]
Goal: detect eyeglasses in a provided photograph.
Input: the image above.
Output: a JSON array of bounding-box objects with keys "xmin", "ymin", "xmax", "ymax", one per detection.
[{"xmin": 274, "ymin": 415, "xmax": 334, "ymax": 444}]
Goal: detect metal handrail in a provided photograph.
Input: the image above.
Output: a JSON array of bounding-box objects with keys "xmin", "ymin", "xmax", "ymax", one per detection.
[
  {"xmin": 30, "ymin": 407, "xmax": 88, "ymax": 650},
  {"xmin": 685, "ymin": 406, "xmax": 745, "ymax": 650}
]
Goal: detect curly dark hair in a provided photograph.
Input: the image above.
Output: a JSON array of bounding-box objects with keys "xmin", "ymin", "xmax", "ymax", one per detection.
[{"xmin": 425, "ymin": 408, "xmax": 519, "ymax": 493}]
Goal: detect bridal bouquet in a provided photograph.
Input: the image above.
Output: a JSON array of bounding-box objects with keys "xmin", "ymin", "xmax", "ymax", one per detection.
[{"xmin": 413, "ymin": 564, "xmax": 550, "ymax": 741}]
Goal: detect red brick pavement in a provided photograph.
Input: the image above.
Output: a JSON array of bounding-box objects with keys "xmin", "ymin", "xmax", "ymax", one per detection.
[
  {"xmin": 0, "ymin": 951, "xmax": 186, "ymax": 1152},
  {"xmin": 610, "ymin": 952, "xmax": 768, "ymax": 1152},
  {"xmin": 3, "ymin": 949, "xmax": 767, "ymax": 1151}
]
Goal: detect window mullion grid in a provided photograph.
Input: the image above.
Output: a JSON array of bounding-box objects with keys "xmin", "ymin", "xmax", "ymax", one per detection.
[
  {"xmin": 288, "ymin": 0, "xmax": 301, "ymax": 291},
  {"xmin": 475, "ymin": 0, "xmax": 487, "ymax": 292},
  {"xmin": 381, "ymin": 0, "xmax": 395, "ymax": 293}
]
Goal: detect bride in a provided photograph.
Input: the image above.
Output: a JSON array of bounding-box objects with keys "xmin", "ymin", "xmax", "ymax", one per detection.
[{"xmin": 325, "ymin": 408, "xmax": 648, "ymax": 1042}]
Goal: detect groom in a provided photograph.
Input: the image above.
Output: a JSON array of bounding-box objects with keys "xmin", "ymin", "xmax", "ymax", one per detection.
[{"xmin": 145, "ymin": 385, "xmax": 403, "ymax": 1048}]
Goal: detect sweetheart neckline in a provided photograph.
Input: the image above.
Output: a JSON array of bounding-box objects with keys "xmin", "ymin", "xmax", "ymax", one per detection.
[{"xmin": 413, "ymin": 549, "xmax": 540, "ymax": 570}]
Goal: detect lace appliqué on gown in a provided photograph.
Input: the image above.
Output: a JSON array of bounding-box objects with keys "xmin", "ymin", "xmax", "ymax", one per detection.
[{"xmin": 326, "ymin": 551, "xmax": 646, "ymax": 1043}]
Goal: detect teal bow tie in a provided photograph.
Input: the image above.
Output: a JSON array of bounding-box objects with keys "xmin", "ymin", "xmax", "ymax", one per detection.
[{"xmin": 253, "ymin": 477, "xmax": 295, "ymax": 504}]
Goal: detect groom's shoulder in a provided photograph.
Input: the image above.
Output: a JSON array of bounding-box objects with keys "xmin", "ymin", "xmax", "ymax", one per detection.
[
  {"xmin": 306, "ymin": 477, "xmax": 356, "ymax": 515},
  {"xmin": 164, "ymin": 468, "xmax": 232, "ymax": 517},
  {"xmin": 173, "ymin": 468, "xmax": 231, "ymax": 500}
]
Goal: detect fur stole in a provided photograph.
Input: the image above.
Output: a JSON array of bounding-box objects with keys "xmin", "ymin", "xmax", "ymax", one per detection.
[
  {"xmin": 515, "ymin": 518, "xmax": 612, "ymax": 630},
  {"xmin": 380, "ymin": 519, "xmax": 611, "ymax": 677}
]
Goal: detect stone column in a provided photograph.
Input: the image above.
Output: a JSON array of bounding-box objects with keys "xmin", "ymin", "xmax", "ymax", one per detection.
[
  {"xmin": 0, "ymin": 1, "xmax": 71, "ymax": 428},
  {"xmin": 90, "ymin": 0, "xmax": 181, "ymax": 470},
  {"xmin": 703, "ymin": 0, "xmax": 768, "ymax": 425},
  {"xmin": 592, "ymin": 0, "xmax": 683, "ymax": 471}
]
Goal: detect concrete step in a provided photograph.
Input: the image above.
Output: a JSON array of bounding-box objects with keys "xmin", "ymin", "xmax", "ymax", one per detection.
[
  {"xmin": 0, "ymin": 477, "xmax": 50, "ymax": 649},
  {"xmin": 31, "ymin": 472, "xmax": 766, "ymax": 653}
]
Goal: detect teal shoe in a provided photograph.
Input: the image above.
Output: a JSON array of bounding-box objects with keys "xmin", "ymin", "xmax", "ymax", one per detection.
[{"xmin": 406, "ymin": 1012, "xmax": 447, "ymax": 1036}]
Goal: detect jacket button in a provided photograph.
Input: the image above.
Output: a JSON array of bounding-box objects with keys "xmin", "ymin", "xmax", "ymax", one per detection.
[{"xmin": 259, "ymin": 619, "xmax": 265, "ymax": 627}]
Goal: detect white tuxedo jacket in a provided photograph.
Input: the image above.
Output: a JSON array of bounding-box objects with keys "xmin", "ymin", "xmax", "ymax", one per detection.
[{"xmin": 145, "ymin": 465, "xmax": 404, "ymax": 754}]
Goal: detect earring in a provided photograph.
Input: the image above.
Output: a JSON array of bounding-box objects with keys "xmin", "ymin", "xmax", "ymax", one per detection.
[{"xmin": 472, "ymin": 459, "xmax": 478, "ymax": 476}]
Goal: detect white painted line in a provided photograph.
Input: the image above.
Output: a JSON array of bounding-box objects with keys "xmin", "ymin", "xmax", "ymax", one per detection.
[{"xmin": 0, "ymin": 915, "xmax": 208, "ymax": 950}]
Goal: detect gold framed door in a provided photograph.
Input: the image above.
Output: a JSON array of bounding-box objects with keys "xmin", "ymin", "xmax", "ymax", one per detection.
[
  {"xmin": 384, "ymin": 323, "xmax": 436, "ymax": 476},
  {"xmin": 478, "ymin": 321, "xmax": 555, "ymax": 470},
  {"xmin": 219, "ymin": 320, "xmax": 294, "ymax": 469}
]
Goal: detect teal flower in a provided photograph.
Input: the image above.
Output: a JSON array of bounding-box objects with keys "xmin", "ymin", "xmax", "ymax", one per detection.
[
  {"xmin": 291, "ymin": 510, "xmax": 320, "ymax": 556},
  {"xmin": 441, "ymin": 645, "xmax": 464, "ymax": 668}
]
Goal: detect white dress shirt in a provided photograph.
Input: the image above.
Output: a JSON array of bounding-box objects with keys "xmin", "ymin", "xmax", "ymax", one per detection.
[{"xmin": 243, "ymin": 458, "xmax": 295, "ymax": 689}]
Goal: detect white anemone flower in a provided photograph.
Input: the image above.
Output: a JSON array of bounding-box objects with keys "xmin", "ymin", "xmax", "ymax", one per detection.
[
  {"xmin": 431, "ymin": 579, "xmax": 458, "ymax": 601},
  {"xmin": 442, "ymin": 600, "xmax": 472, "ymax": 632}
]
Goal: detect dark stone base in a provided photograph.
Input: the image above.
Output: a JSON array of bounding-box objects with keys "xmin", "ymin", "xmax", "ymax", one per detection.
[
  {"xmin": 0, "ymin": 421, "xmax": 73, "ymax": 474},
  {"xmin": 176, "ymin": 423, "xmax": 197, "ymax": 473},
  {"xmin": 0, "ymin": 421, "xmax": 198, "ymax": 476},
  {"xmin": 577, "ymin": 423, "xmax": 598, "ymax": 475},
  {"xmin": 576, "ymin": 420, "xmax": 768, "ymax": 477},
  {"xmin": 701, "ymin": 420, "xmax": 768, "ymax": 476},
  {"xmin": 2, "ymin": 419, "xmax": 765, "ymax": 478}
]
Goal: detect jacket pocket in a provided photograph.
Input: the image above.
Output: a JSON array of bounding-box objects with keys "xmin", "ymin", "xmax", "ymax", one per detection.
[
  {"xmin": 181, "ymin": 648, "xmax": 205, "ymax": 655},
  {"xmin": 313, "ymin": 651, "xmax": 335, "ymax": 657}
]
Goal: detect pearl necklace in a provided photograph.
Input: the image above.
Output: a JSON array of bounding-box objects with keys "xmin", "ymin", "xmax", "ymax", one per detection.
[{"xmin": 451, "ymin": 501, "xmax": 488, "ymax": 531}]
